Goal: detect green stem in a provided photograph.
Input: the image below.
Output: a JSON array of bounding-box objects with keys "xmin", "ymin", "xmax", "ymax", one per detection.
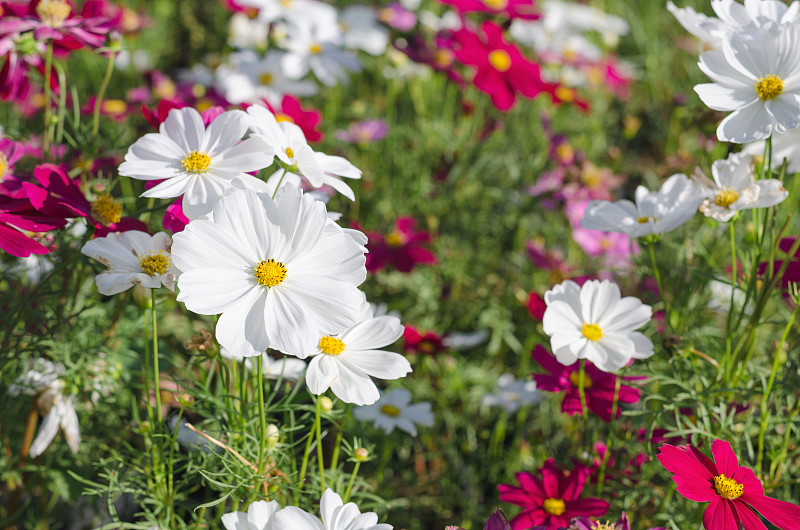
[
  {"xmin": 595, "ymin": 375, "xmax": 621, "ymax": 496},
  {"xmin": 315, "ymin": 396, "xmax": 325, "ymax": 490},
  {"xmin": 578, "ymin": 359, "xmax": 588, "ymax": 418},
  {"xmin": 257, "ymin": 354, "xmax": 267, "ymax": 474},
  {"xmin": 646, "ymin": 241, "xmax": 669, "ymax": 332},
  {"xmin": 271, "ymin": 168, "xmax": 288, "ymax": 200},
  {"xmin": 329, "ymin": 403, "xmax": 352, "ymax": 472},
  {"xmin": 296, "ymin": 409, "xmax": 318, "ymax": 501},
  {"xmin": 43, "ymin": 42, "xmax": 54, "ymax": 158},
  {"xmin": 343, "ymin": 461, "xmax": 361, "ymax": 503},
  {"xmin": 151, "ymin": 290, "xmax": 162, "ymax": 422},
  {"xmin": 92, "ymin": 51, "xmax": 117, "ymax": 138}
]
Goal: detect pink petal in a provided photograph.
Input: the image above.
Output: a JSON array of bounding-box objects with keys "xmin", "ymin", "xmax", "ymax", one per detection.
[
  {"xmin": 740, "ymin": 493, "xmax": 800, "ymax": 530},
  {"xmin": 657, "ymin": 444, "xmax": 718, "ymax": 502},
  {"xmin": 732, "ymin": 502, "xmax": 768, "ymax": 530},
  {"xmin": 703, "ymin": 498, "xmax": 740, "ymax": 530},
  {"xmin": 712, "ymin": 440, "xmax": 740, "ymax": 477}
]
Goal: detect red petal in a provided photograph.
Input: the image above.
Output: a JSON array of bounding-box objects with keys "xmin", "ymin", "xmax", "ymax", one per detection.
[
  {"xmin": 657, "ymin": 444, "xmax": 717, "ymax": 502},
  {"xmin": 733, "ymin": 502, "xmax": 768, "ymax": 530},
  {"xmin": 740, "ymin": 493, "xmax": 800, "ymax": 530},
  {"xmin": 712, "ymin": 440, "xmax": 740, "ymax": 477},
  {"xmin": 703, "ymin": 498, "xmax": 740, "ymax": 530},
  {"xmin": 731, "ymin": 466, "xmax": 764, "ymax": 497}
]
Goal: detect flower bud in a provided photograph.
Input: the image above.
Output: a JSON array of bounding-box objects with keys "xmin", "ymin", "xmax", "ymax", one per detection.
[
  {"xmin": 354, "ymin": 447, "xmax": 369, "ymax": 461},
  {"xmin": 319, "ymin": 396, "xmax": 334, "ymax": 412}
]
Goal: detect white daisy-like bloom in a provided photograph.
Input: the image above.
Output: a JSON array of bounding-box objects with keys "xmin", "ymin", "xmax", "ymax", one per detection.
[
  {"xmin": 228, "ymin": 12, "xmax": 269, "ymax": 50},
  {"xmin": 279, "ymin": 19, "xmax": 361, "ymax": 87},
  {"xmin": 668, "ymin": 0, "xmax": 800, "ymax": 50},
  {"xmin": 223, "ymin": 500, "xmax": 281, "ymax": 530},
  {"xmin": 10, "ymin": 360, "xmax": 80, "ymax": 458},
  {"xmin": 694, "ymin": 22, "xmax": 800, "ymax": 143},
  {"xmin": 215, "ymin": 50, "xmax": 318, "ymax": 106},
  {"xmin": 482, "ymin": 374, "xmax": 542, "ymax": 413},
  {"xmin": 339, "ymin": 6, "xmax": 390, "ymax": 56},
  {"xmin": 81, "ymin": 231, "xmax": 179, "ymax": 296},
  {"xmin": 580, "ymin": 173, "xmax": 703, "ymax": 237},
  {"xmin": 172, "ymin": 185, "xmax": 367, "ymax": 358},
  {"xmin": 742, "ymin": 125, "xmax": 800, "ymax": 173},
  {"xmin": 272, "ymin": 489, "xmax": 391, "ymax": 530},
  {"xmin": 306, "ymin": 313, "xmax": 411, "ymax": 405},
  {"xmin": 542, "ymin": 279, "xmax": 653, "ymax": 372},
  {"xmin": 693, "ymin": 151, "xmax": 788, "ymax": 222},
  {"xmin": 118, "ymin": 107, "xmax": 274, "ymax": 219},
  {"xmin": 264, "ymin": 152, "xmax": 362, "ymax": 201},
  {"xmin": 353, "ymin": 388, "xmax": 434, "ymax": 436}
]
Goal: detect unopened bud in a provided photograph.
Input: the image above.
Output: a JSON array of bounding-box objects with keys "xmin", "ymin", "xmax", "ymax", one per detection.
[
  {"xmin": 266, "ymin": 424, "xmax": 279, "ymax": 450},
  {"xmin": 133, "ymin": 284, "xmax": 152, "ymax": 308},
  {"xmin": 354, "ymin": 447, "xmax": 369, "ymax": 461},
  {"xmin": 319, "ymin": 396, "xmax": 333, "ymax": 412},
  {"xmin": 178, "ymin": 393, "xmax": 194, "ymax": 407}
]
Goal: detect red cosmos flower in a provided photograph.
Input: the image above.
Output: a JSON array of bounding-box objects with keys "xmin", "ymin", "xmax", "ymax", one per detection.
[
  {"xmin": 527, "ymin": 292, "xmax": 546, "ymax": 321},
  {"xmin": 498, "ymin": 459, "xmax": 609, "ymax": 530},
  {"xmin": 450, "ymin": 21, "xmax": 560, "ymax": 111},
  {"xmin": 531, "ymin": 346, "xmax": 645, "ymax": 423},
  {"xmin": 658, "ymin": 439, "xmax": 800, "ymax": 530},
  {"xmin": 364, "ymin": 216, "xmax": 436, "ymax": 273},
  {"xmin": 403, "ymin": 325, "xmax": 447, "ymax": 355},
  {"xmin": 0, "ymin": 192, "xmax": 64, "ymax": 256},
  {"xmin": 437, "ymin": 0, "xmax": 540, "ymax": 20},
  {"xmin": 0, "ymin": 0, "xmax": 113, "ymax": 51}
]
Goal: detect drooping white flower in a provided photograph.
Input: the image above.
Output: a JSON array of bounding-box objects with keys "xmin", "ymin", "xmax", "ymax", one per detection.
[
  {"xmin": 215, "ymin": 50, "xmax": 318, "ymax": 106},
  {"xmin": 81, "ymin": 231, "xmax": 179, "ymax": 296},
  {"xmin": 742, "ymin": 124, "xmax": 800, "ymax": 173},
  {"xmin": 118, "ymin": 107, "xmax": 274, "ymax": 219},
  {"xmin": 353, "ymin": 388, "xmax": 434, "ymax": 435},
  {"xmin": 272, "ymin": 489, "xmax": 391, "ymax": 530},
  {"xmin": 542, "ymin": 279, "xmax": 653, "ymax": 372},
  {"xmin": 482, "ymin": 374, "xmax": 542, "ymax": 413},
  {"xmin": 264, "ymin": 152, "xmax": 362, "ymax": 201},
  {"xmin": 693, "ymin": 152, "xmax": 788, "ymax": 222},
  {"xmin": 223, "ymin": 500, "xmax": 281, "ymax": 530},
  {"xmin": 580, "ymin": 173, "xmax": 703, "ymax": 237},
  {"xmin": 172, "ymin": 185, "xmax": 367, "ymax": 358},
  {"xmin": 306, "ymin": 314, "xmax": 411, "ymax": 405},
  {"xmin": 694, "ymin": 22, "xmax": 800, "ymax": 143}
]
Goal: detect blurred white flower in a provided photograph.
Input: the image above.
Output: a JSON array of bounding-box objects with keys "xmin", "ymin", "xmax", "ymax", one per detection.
[
  {"xmin": 215, "ymin": 50, "xmax": 318, "ymax": 106},
  {"xmin": 542, "ymin": 279, "xmax": 653, "ymax": 372},
  {"xmin": 742, "ymin": 125, "xmax": 800, "ymax": 173},
  {"xmin": 81, "ymin": 231, "xmax": 179, "ymax": 296},
  {"xmin": 482, "ymin": 374, "xmax": 542, "ymax": 413},
  {"xmin": 353, "ymin": 388, "xmax": 434, "ymax": 435},
  {"xmin": 272, "ymin": 489, "xmax": 391, "ymax": 530},
  {"xmin": 228, "ymin": 12, "xmax": 269, "ymax": 50},
  {"xmin": 280, "ymin": 19, "xmax": 361, "ymax": 87},
  {"xmin": 693, "ymin": 152, "xmax": 787, "ymax": 222},
  {"xmin": 339, "ymin": 6, "xmax": 389, "ymax": 56},
  {"xmin": 223, "ymin": 499, "xmax": 281, "ymax": 530}
]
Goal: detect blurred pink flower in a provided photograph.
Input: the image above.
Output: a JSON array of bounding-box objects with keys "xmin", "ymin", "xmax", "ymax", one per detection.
[
  {"xmin": 335, "ymin": 119, "xmax": 389, "ymax": 143},
  {"xmin": 437, "ymin": 0, "xmax": 540, "ymax": 20},
  {"xmin": 364, "ymin": 216, "xmax": 437, "ymax": 273},
  {"xmin": 403, "ymin": 325, "xmax": 446, "ymax": 356},
  {"xmin": 378, "ymin": 3, "xmax": 416, "ymax": 31}
]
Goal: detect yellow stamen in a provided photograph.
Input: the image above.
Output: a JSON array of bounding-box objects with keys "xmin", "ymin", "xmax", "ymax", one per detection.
[
  {"xmin": 285, "ymin": 147, "xmax": 294, "ymax": 159},
  {"xmin": 380, "ymin": 404, "xmax": 401, "ymax": 417},
  {"xmin": 102, "ymin": 99, "xmax": 127, "ymax": 115},
  {"xmin": 542, "ymin": 498, "xmax": 566, "ymax": 516},
  {"xmin": 91, "ymin": 194, "xmax": 123, "ymax": 227},
  {"xmin": 254, "ymin": 259, "xmax": 287, "ymax": 287},
  {"xmin": 555, "ymin": 85, "xmax": 575, "ymax": 103},
  {"xmin": 755, "ymin": 74, "xmax": 783, "ymax": 101},
  {"xmin": 592, "ymin": 522, "xmax": 616, "ymax": 530},
  {"xmin": 0, "ymin": 153, "xmax": 8, "ymax": 180},
  {"xmin": 488, "ymin": 49, "xmax": 512, "ymax": 72},
  {"xmin": 36, "ymin": 0, "xmax": 71, "ymax": 27},
  {"xmin": 714, "ymin": 474, "xmax": 743, "ymax": 499},
  {"xmin": 139, "ymin": 251, "xmax": 171, "ymax": 276},
  {"xmin": 385, "ymin": 232, "xmax": 404, "ymax": 247},
  {"xmin": 275, "ymin": 113, "xmax": 294, "ymax": 123},
  {"xmin": 637, "ymin": 216, "xmax": 658, "ymax": 224},
  {"xmin": 582, "ymin": 323, "xmax": 603, "ymax": 341},
  {"xmin": 483, "ymin": 0, "xmax": 508, "ymax": 9},
  {"xmin": 310, "ymin": 43, "xmax": 322, "ymax": 54},
  {"xmin": 569, "ymin": 371, "xmax": 593, "ymax": 389},
  {"xmin": 181, "ymin": 150, "xmax": 212, "ymax": 173},
  {"xmin": 714, "ymin": 187, "xmax": 740, "ymax": 208},
  {"xmin": 318, "ymin": 336, "xmax": 346, "ymax": 355},
  {"xmin": 259, "ymin": 73, "xmax": 274, "ymax": 85}
]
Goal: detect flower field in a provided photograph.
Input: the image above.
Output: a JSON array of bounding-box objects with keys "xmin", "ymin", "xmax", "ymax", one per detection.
[{"xmin": 1, "ymin": 0, "xmax": 800, "ymax": 529}]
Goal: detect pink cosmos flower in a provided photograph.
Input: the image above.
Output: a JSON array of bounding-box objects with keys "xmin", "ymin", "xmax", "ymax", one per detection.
[
  {"xmin": 263, "ymin": 95, "xmax": 324, "ymax": 143},
  {"xmin": 0, "ymin": 0, "xmax": 113, "ymax": 51},
  {"xmin": 364, "ymin": 216, "xmax": 436, "ymax": 273},
  {"xmin": 527, "ymin": 292, "xmax": 546, "ymax": 321},
  {"xmin": 531, "ymin": 346, "xmax": 645, "ymax": 423},
  {"xmin": 451, "ymin": 21, "xmax": 559, "ymax": 111},
  {"xmin": 0, "ymin": 191, "xmax": 64, "ymax": 256},
  {"xmin": 658, "ymin": 439, "xmax": 800, "ymax": 530},
  {"xmin": 437, "ymin": 0, "xmax": 540, "ymax": 20},
  {"xmin": 571, "ymin": 511, "xmax": 665, "ymax": 530},
  {"xmin": 498, "ymin": 459, "xmax": 609, "ymax": 530},
  {"xmin": 335, "ymin": 119, "xmax": 389, "ymax": 143},
  {"xmin": 447, "ymin": 509, "xmax": 545, "ymax": 530},
  {"xmin": 378, "ymin": 3, "xmax": 416, "ymax": 31},
  {"xmin": 565, "ymin": 199, "xmax": 637, "ymax": 268},
  {"xmin": 403, "ymin": 325, "xmax": 447, "ymax": 356}
]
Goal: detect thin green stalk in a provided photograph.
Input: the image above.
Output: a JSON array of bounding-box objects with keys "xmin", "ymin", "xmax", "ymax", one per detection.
[
  {"xmin": 257, "ymin": 354, "xmax": 267, "ymax": 474},
  {"xmin": 724, "ymin": 220, "xmax": 737, "ymax": 378},
  {"xmin": 646, "ymin": 241, "xmax": 669, "ymax": 331},
  {"xmin": 271, "ymin": 169, "xmax": 287, "ymax": 200},
  {"xmin": 595, "ymin": 376, "xmax": 621, "ymax": 496},
  {"xmin": 315, "ymin": 397, "xmax": 325, "ymax": 489},
  {"xmin": 296, "ymin": 411, "xmax": 318, "ymax": 502},
  {"xmin": 578, "ymin": 359, "xmax": 588, "ymax": 418},
  {"xmin": 43, "ymin": 42, "xmax": 54, "ymax": 158},
  {"xmin": 342, "ymin": 460, "xmax": 362, "ymax": 503},
  {"xmin": 329, "ymin": 403, "xmax": 352, "ymax": 472},
  {"xmin": 756, "ymin": 301, "xmax": 800, "ymax": 475},
  {"xmin": 151, "ymin": 290, "xmax": 162, "ymax": 422},
  {"xmin": 92, "ymin": 51, "xmax": 117, "ymax": 138}
]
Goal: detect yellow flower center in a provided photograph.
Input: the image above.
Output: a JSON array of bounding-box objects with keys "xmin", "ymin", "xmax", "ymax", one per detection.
[
  {"xmin": 542, "ymin": 498, "xmax": 566, "ymax": 516},
  {"xmin": 385, "ymin": 232, "xmax": 405, "ymax": 247},
  {"xmin": 755, "ymin": 74, "xmax": 783, "ymax": 101},
  {"xmin": 380, "ymin": 404, "xmax": 401, "ymax": 417},
  {"xmin": 254, "ymin": 258, "xmax": 287, "ymax": 287},
  {"xmin": 582, "ymin": 323, "xmax": 603, "ymax": 341},
  {"xmin": 569, "ymin": 371, "xmax": 593, "ymax": 389},
  {"xmin": 0, "ymin": 153, "xmax": 8, "ymax": 180},
  {"xmin": 318, "ymin": 336, "xmax": 346, "ymax": 355},
  {"xmin": 181, "ymin": 150, "xmax": 212, "ymax": 173},
  {"xmin": 285, "ymin": 147, "xmax": 294, "ymax": 159},
  {"xmin": 592, "ymin": 522, "xmax": 616, "ymax": 530},
  {"xmin": 714, "ymin": 187, "xmax": 740, "ymax": 208},
  {"xmin": 556, "ymin": 143, "xmax": 575, "ymax": 164},
  {"xmin": 91, "ymin": 194, "xmax": 123, "ymax": 227},
  {"xmin": 714, "ymin": 474, "xmax": 743, "ymax": 500},
  {"xmin": 483, "ymin": 0, "xmax": 508, "ymax": 9},
  {"xmin": 434, "ymin": 49, "xmax": 454, "ymax": 68},
  {"xmin": 555, "ymin": 85, "xmax": 575, "ymax": 102},
  {"xmin": 488, "ymin": 49, "xmax": 512, "ymax": 72},
  {"xmin": 36, "ymin": 0, "xmax": 71, "ymax": 27},
  {"xmin": 259, "ymin": 73, "xmax": 274, "ymax": 85},
  {"xmin": 139, "ymin": 251, "xmax": 171, "ymax": 276},
  {"xmin": 275, "ymin": 113, "xmax": 294, "ymax": 123},
  {"xmin": 310, "ymin": 43, "xmax": 322, "ymax": 54},
  {"xmin": 637, "ymin": 216, "xmax": 659, "ymax": 224}
]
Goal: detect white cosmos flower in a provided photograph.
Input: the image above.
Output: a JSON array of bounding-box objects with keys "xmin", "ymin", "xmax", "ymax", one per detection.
[
  {"xmin": 215, "ymin": 50, "xmax": 318, "ymax": 106},
  {"xmin": 353, "ymin": 388, "xmax": 434, "ymax": 435},
  {"xmin": 280, "ymin": 19, "xmax": 361, "ymax": 87},
  {"xmin": 306, "ymin": 314, "xmax": 411, "ymax": 405},
  {"xmin": 339, "ymin": 6, "xmax": 390, "ymax": 56},
  {"xmin": 542, "ymin": 279, "xmax": 653, "ymax": 372},
  {"xmin": 482, "ymin": 373, "xmax": 542, "ymax": 413},
  {"xmin": 172, "ymin": 185, "xmax": 367, "ymax": 358},
  {"xmin": 81, "ymin": 231, "xmax": 178, "ymax": 296},
  {"xmin": 742, "ymin": 124, "xmax": 800, "ymax": 173},
  {"xmin": 695, "ymin": 22, "xmax": 800, "ymax": 143},
  {"xmin": 693, "ymin": 152, "xmax": 788, "ymax": 222},
  {"xmin": 580, "ymin": 173, "xmax": 702, "ymax": 237},
  {"xmin": 118, "ymin": 107, "xmax": 274, "ymax": 219},
  {"xmin": 223, "ymin": 500, "xmax": 281, "ymax": 530},
  {"xmin": 272, "ymin": 489, "xmax": 391, "ymax": 530}
]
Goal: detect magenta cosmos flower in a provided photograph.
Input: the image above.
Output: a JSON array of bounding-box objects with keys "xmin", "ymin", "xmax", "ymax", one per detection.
[
  {"xmin": 451, "ymin": 21, "xmax": 558, "ymax": 111},
  {"xmin": 658, "ymin": 439, "xmax": 800, "ymax": 530},
  {"xmin": 531, "ymin": 346, "xmax": 645, "ymax": 423},
  {"xmin": 0, "ymin": 0, "xmax": 113, "ymax": 51},
  {"xmin": 364, "ymin": 216, "xmax": 436, "ymax": 273},
  {"xmin": 437, "ymin": 0, "xmax": 540, "ymax": 20},
  {"xmin": 498, "ymin": 459, "xmax": 609, "ymax": 530}
]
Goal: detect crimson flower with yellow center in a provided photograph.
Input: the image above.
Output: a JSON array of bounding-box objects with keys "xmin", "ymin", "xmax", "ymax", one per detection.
[{"xmin": 658, "ymin": 439, "xmax": 800, "ymax": 530}]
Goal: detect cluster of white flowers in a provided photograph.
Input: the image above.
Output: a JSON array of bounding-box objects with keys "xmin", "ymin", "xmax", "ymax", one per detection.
[{"xmin": 216, "ymin": 2, "xmax": 389, "ymax": 104}]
